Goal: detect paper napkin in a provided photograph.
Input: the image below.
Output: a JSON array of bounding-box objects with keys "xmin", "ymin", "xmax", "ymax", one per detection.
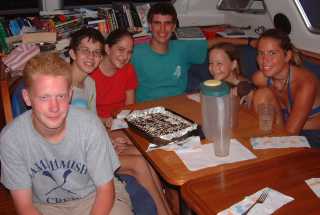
[
  {"xmin": 186, "ymin": 93, "xmax": 200, "ymax": 103},
  {"xmin": 110, "ymin": 110, "xmax": 131, "ymax": 130},
  {"xmin": 176, "ymin": 139, "xmax": 256, "ymax": 171},
  {"xmin": 306, "ymin": 178, "xmax": 320, "ymax": 198},
  {"xmin": 110, "ymin": 118, "xmax": 128, "ymax": 130},
  {"xmin": 218, "ymin": 187, "xmax": 294, "ymax": 215},
  {"xmin": 117, "ymin": 109, "xmax": 131, "ymax": 120},
  {"xmin": 250, "ymin": 136, "xmax": 310, "ymax": 149}
]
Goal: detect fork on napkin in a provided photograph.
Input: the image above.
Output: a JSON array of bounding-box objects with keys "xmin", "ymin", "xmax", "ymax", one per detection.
[
  {"xmin": 147, "ymin": 136, "xmax": 202, "ymax": 153},
  {"xmin": 218, "ymin": 187, "xmax": 294, "ymax": 215}
]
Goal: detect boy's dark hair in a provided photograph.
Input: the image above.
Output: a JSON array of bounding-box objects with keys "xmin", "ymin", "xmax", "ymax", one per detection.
[
  {"xmin": 105, "ymin": 29, "xmax": 133, "ymax": 47},
  {"xmin": 69, "ymin": 27, "xmax": 105, "ymax": 51},
  {"xmin": 147, "ymin": 3, "xmax": 178, "ymax": 24}
]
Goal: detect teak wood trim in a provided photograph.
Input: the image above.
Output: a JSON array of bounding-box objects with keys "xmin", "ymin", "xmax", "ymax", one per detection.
[
  {"xmin": 0, "ymin": 79, "xmax": 13, "ymax": 124},
  {"xmin": 299, "ymin": 48, "xmax": 320, "ymax": 64},
  {"xmin": 0, "ymin": 60, "xmax": 13, "ymax": 124}
]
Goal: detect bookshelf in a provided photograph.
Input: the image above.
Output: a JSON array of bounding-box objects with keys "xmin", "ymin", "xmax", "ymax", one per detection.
[{"xmin": 0, "ymin": 2, "xmax": 159, "ymax": 53}]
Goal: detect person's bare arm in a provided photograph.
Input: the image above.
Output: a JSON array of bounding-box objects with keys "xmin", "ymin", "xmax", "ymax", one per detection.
[
  {"xmin": 252, "ymin": 70, "xmax": 268, "ymax": 87},
  {"xmin": 286, "ymin": 74, "xmax": 317, "ymax": 134},
  {"xmin": 10, "ymin": 189, "xmax": 42, "ymax": 215},
  {"xmin": 252, "ymin": 70, "xmax": 286, "ymax": 127},
  {"xmin": 125, "ymin": 89, "xmax": 135, "ymax": 105},
  {"xmin": 90, "ymin": 179, "xmax": 115, "ymax": 215},
  {"xmin": 109, "ymin": 130, "xmax": 140, "ymax": 155}
]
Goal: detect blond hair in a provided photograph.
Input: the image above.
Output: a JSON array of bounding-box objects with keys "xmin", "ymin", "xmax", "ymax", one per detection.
[{"xmin": 23, "ymin": 53, "xmax": 72, "ymax": 89}]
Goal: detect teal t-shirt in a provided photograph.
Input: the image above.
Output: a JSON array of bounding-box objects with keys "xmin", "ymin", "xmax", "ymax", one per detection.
[{"xmin": 132, "ymin": 40, "xmax": 208, "ymax": 102}]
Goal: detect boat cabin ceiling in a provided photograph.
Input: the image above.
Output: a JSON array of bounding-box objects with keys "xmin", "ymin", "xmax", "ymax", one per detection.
[{"xmin": 174, "ymin": 0, "xmax": 320, "ymax": 54}]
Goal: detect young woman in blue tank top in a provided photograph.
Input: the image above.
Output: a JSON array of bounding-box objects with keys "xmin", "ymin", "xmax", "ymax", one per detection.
[{"xmin": 252, "ymin": 29, "xmax": 320, "ymax": 135}]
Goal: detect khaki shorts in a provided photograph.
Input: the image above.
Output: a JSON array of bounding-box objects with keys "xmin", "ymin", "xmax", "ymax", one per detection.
[{"xmin": 34, "ymin": 178, "xmax": 132, "ymax": 215}]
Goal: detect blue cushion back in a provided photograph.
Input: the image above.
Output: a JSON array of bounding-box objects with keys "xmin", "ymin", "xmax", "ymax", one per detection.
[
  {"xmin": 186, "ymin": 45, "xmax": 320, "ymax": 93},
  {"xmin": 11, "ymin": 80, "xmax": 28, "ymax": 118}
]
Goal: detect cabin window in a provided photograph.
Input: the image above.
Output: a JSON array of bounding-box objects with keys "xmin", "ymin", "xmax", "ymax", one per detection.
[
  {"xmin": 217, "ymin": 0, "xmax": 266, "ymax": 14},
  {"xmin": 294, "ymin": 0, "xmax": 320, "ymax": 34}
]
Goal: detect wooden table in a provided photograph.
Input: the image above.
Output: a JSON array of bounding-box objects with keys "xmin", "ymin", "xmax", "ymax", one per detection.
[
  {"xmin": 181, "ymin": 149, "xmax": 320, "ymax": 215},
  {"xmin": 125, "ymin": 94, "xmax": 303, "ymax": 186}
]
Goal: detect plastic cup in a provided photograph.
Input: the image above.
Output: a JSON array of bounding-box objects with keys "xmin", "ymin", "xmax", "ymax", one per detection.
[
  {"xmin": 258, "ymin": 103, "xmax": 274, "ymax": 133},
  {"xmin": 201, "ymin": 80, "xmax": 231, "ymax": 157}
]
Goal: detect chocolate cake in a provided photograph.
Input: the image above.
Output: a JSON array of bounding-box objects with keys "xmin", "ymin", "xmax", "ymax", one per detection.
[{"xmin": 126, "ymin": 107, "xmax": 197, "ymax": 144}]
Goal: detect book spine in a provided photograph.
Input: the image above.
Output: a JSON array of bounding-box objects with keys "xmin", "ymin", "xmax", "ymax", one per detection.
[
  {"xmin": 55, "ymin": 17, "xmax": 80, "ymax": 28},
  {"xmin": 0, "ymin": 22, "xmax": 9, "ymax": 53},
  {"xmin": 9, "ymin": 20, "xmax": 21, "ymax": 36},
  {"xmin": 130, "ymin": 3, "xmax": 142, "ymax": 28},
  {"xmin": 123, "ymin": 4, "xmax": 134, "ymax": 28},
  {"xmin": 110, "ymin": 9, "xmax": 118, "ymax": 30},
  {"xmin": 0, "ymin": 18, "xmax": 11, "ymax": 37},
  {"xmin": 98, "ymin": 20, "xmax": 107, "ymax": 34},
  {"xmin": 121, "ymin": 5, "xmax": 130, "ymax": 29},
  {"xmin": 87, "ymin": 19, "xmax": 105, "ymax": 25},
  {"xmin": 135, "ymin": 3, "xmax": 150, "ymax": 30},
  {"xmin": 104, "ymin": 13, "xmax": 111, "ymax": 34},
  {"xmin": 113, "ymin": 2, "xmax": 130, "ymax": 29}
]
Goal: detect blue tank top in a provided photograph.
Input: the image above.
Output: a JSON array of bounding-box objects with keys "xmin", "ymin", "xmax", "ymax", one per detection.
[{"xmin": 267, "ymin": 66, "xmax": 320, "ymax": 120}]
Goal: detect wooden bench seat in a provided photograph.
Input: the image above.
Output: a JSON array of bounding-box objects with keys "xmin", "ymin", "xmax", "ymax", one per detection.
[{"xmin": 0, "ymin": 184, "xmax": 16, "ymax": 215}]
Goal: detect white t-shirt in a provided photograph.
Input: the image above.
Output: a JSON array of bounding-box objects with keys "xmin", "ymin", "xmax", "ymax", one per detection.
[{"xmin": 71, "ymin": 76, "xmax": 96, "ymax": 113}]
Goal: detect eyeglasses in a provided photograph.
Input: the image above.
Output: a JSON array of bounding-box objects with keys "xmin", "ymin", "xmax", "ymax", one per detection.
[{"xmin": 76, "ymin": 47, "xmax": 103, "ymax": 58}]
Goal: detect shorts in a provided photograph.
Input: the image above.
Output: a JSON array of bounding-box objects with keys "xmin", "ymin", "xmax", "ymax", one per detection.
[{"xmin": 34, "ymin": 178, "xmax": 133, "ymax": 215}]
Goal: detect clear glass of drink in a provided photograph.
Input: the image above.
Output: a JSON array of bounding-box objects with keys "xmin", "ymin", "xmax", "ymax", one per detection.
[{"xmin": 258, "ymin": 103, "xmax": 274, "ymax": 133}]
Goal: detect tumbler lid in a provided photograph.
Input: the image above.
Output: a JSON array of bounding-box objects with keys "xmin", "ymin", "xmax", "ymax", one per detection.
[{"xmin": 201, "ymin": 79, "xmax": 230, "ymax": 97}]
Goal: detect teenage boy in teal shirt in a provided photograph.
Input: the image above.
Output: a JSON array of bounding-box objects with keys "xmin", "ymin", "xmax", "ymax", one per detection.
[{"xmin": 132, "ymin": 3, "xmax": 251, "ymax": 102}]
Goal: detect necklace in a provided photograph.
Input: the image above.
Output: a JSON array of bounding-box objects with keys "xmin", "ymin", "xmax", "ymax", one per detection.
[
  {"xmin": 277, "ymin": 77, "xmax": 289, "ymax": 92},
  {"xmin": 272, "ymin": 65, "xmax": 291, "ymax": 92}
]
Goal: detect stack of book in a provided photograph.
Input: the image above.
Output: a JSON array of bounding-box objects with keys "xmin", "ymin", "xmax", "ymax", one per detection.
[
  {"xmin": 0, "ymin": 16, "xmax": 61, "ymax": 52},
  {"xmin": 95, "ymin": 7, "xmax": 118, "ymax": 35},
  {"xmin": 0, "ymin": 17, "xmax": 33, "ymax": 37},
  {"xmin": 111, "ymin": 2, "xmax": 142, "ymax": 30},
  {"xmin": 88, "ymin": 3, "xmax": 149, "ymax": 37},
  {"xmin": 135, "ymin": 3, "xmax": 150, "ymax": 31},
  {"xmin": 51, "ymin": 14, "xmax": 84, "ymax": 40},
  {"xmin": 0, "ymin": 3, "xmax": 152, "ymax": 54},
  {"xmin": 85, "ymin": 18, "xmax": 108, "ymax": 37}
]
